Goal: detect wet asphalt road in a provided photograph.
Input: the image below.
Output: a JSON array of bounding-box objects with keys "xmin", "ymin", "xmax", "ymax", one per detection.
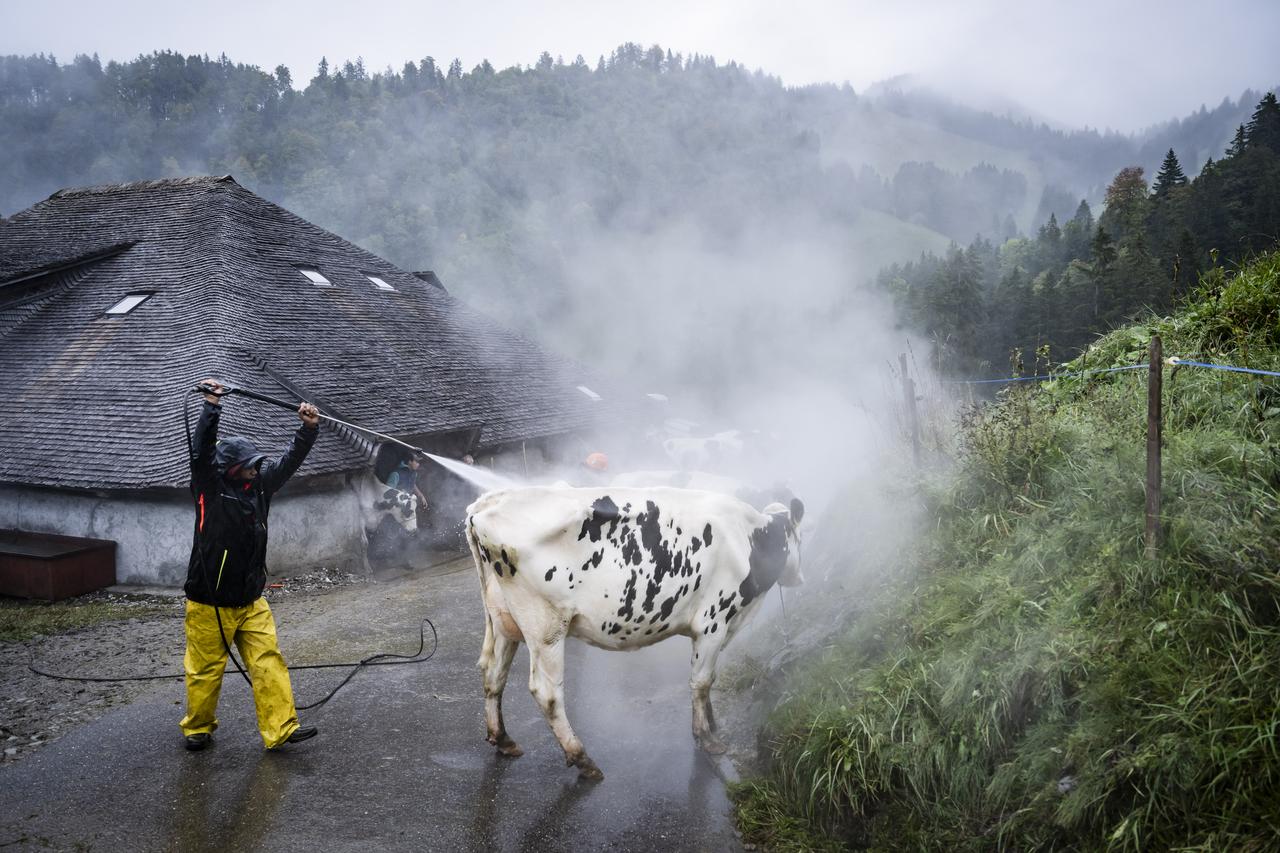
[{"xmin": 0, "ymin": 559, "xmax": 744, "ymax": 852}]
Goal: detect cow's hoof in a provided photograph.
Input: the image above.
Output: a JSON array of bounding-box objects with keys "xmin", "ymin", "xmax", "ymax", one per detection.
[
  {"xmin": 697, "ymin": 735, "xmax": 728, "ymax": 755},
  {"xmin": 566, "ymin": 752, "xmax": 604, "ymax": 781},
  {"xmin": 576, "ymin": 761, "xmax": 604, "ymax": 782},
  {"xmin": 489, "ymin": 734, "xmax": 523, "ymax": 757}
]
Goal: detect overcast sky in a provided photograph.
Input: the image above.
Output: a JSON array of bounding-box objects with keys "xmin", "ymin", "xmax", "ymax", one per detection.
[{"xmin": 2, "ymin": 0, "xmax": 1276, "ymax": 132}]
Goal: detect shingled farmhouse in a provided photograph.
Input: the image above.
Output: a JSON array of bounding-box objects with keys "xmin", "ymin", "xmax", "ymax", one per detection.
[{"xmin": 0, "ymin": 176, "xmax": 644, "ymax": 586}]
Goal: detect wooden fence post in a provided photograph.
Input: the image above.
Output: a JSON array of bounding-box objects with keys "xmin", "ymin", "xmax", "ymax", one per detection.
[
  {"xmin": 899, "ymin": 353, "xmax": 921, "ymax": 467},
  {"xmin": 1145, "ymin": 335, "xmax": 1163, "ymax": 558}
]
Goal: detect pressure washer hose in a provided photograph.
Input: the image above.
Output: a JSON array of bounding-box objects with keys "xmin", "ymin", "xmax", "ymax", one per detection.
[{"xmin": 26, "ymin": 384, "xmax": 444, "ymax": 710}]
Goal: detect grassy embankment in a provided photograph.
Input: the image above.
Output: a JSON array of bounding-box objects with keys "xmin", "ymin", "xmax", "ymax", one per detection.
[{"xmin": 735, "ymin": 252, "xmax": 1280, "ymax": 850}]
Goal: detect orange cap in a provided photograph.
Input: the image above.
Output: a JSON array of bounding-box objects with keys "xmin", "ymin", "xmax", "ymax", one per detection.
[{"xmin": 585, "ymin": 452, "xmax": 609, "ymax": 471}]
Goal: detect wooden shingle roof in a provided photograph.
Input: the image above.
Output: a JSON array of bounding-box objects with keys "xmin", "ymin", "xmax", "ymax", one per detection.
[{"xmin": 0, "ymin": 176, "xmax": 641, "ymax": 490}]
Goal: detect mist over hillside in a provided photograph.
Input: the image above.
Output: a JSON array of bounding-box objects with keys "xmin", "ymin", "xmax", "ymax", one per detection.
[{"xmin": 0, "ymin": 47, "xmax": 1271, "ymax": 398}]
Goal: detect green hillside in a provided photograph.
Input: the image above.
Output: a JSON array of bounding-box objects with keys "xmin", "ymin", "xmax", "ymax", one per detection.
[{"xmin": 735, "ymin": 252, "xmax": 1280, "ymax": 850}]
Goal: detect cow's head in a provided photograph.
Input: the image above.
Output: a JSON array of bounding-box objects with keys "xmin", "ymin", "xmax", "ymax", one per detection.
[
  {"xmin": 740, "ymin": 497, "xmax": 805, "ymax": 604},
  {"xmin": 770, "ymin": 497, "xmax": 805, "ymax": 587},
  {"xmin": 374, "ymin": 487, "xmax": 419, "ymax": 532}
]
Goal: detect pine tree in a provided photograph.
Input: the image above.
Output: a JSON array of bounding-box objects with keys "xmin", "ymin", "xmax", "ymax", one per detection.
[
  {"xmin": 1063, "ymin": 200, "xmax": 1094, "ymax": 260},
  {"xmin": 1151, "ymin": 149, "xmax": 1187, "ymax": 199},
  {"xmin": 1091, "ymin": 227, "xmax": 1117, "ymax": 273},
  {"xmin": 1243, "ymin": 92, "xmax": 1280, "ymax": 153},
  {"xmin": 1037, "ymin": 213, "xmax": 1063, "ymax": 267},
  {"xmin": 1225, "ymin": 124, "xmax": 1247, "ymax": 158}
]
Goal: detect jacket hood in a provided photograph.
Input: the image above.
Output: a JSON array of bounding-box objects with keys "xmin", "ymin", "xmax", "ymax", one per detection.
[{"xmin": 216, "ymin": 436, "xmax": 267, "ymax": 475}]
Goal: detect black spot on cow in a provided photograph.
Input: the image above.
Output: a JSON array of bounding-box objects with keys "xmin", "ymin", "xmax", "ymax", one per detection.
[
  {"xmin": 643, "ymin": 576, "xmax": 661, "ymax": 613},
  {"xmin": 637, "ymin": 501, "xmax": 677, "ymax": 584},
  {"xmin": 492, "ymin": 559, "xmax": 504, "ymax": 578},
  {"xmin": 694, "ymin": 575, "xmax": 702, "ymax": 591},
  {"xmin": 739, "ymin": 514, "xmax": 789, "ymax": 606},
  {"xmin": 579, "ymin": 547, "xmax": 605, "ymax": 575},
  {"xmin": 499, "ymin": 549, "xmax": 517, "ymax": 576},
  {"xmin": 710, "ymin": 623, "xmax": 718, "ymax": 633},
  {"xmin": 690, "ymin": 537, "xmax": 702, "ymax": 554},
  {"xmin": 658, "ymin": 594, "xmax": 678, "ymax": 621},
  {"xmin": 578, "ymin": 496, "xmax": 620, "ymax": 543},
  {"xmin": 703, "ymin": 523, "xmax": 713, "ymax": 547},
  {"xmin": 608, "ymin": 623, "xmax": 623, "ymax": 636},
  {"xmin": 617, "ymin": 570, "xmax": 638, "ymax": 621},
  {"xmin": 724, "ymin": 605, "xmax": 738, "ymax": 622},
  {"xmin": 620, "ymin": 529, "xmax": 642, "ymax": 565},
  {"xmin": 545, "ymin": 566, "xmax": 557, "ymax": 582}
]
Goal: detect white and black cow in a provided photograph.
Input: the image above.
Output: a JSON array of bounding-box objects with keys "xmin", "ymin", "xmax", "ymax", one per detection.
[
  {"xmin": 466, "ymin": 486, "xmax": 804, "ymax": 780},
  {"xmin": 354, "ymin": 471, "xmax": 418, "ymax": 572}
]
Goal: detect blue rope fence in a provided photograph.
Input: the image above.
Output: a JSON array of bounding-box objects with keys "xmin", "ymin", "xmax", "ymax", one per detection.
[
  {"xmin": 941, "ymin": 358, "xmax": 1280, "ymax": 386},
  {"xmin": 1165, "ymin": 357, "xmax": 1280, "ymax": 378}
]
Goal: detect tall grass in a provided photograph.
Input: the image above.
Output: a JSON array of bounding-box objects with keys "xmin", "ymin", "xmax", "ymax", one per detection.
[{"xmin": 736, "ymin": 253, "xmax": 1280, "ymax": 850}]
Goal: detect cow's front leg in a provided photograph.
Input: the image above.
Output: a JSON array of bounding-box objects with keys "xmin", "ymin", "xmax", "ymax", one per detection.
[
  {"xmin": 358, "ymin": 525, "xmax": 374, "ymax": 576},
  {"xmin": 483, "ymin": 625, "xmax": 522, "ymax": 757},
  {"xmin": 690, "ymin": 634, "xmax": 728, "ymax": 754},
  {"xmin": 528, "ymin": 629, "xmax": 602, "ymax": 781}
]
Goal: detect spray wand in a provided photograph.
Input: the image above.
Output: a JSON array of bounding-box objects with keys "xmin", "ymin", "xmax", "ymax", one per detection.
[{"xmin": 194, "ymin": 382, "xmax": 426, "ymax": 457}]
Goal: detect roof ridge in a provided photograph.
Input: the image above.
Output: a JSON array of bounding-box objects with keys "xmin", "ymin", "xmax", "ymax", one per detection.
[
  {"xmin": 205, "ymin": 177, "xmax": 241, "ymax": 361},
  {"xmin": 48, "ymin": 175, "xmax": 239, "ymax": 200}
]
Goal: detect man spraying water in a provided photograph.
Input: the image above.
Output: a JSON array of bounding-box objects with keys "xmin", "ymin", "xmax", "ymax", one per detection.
[{"xmin": 180, "ymin": 378, "xmax": 321, "ymax": 752}]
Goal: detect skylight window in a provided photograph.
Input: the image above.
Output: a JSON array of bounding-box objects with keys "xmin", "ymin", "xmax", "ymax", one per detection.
[
  {"xmin": 104, "ymin": 293, "xmax": 152, "ymax": 315},
  {"xmin": 296, "ymin": 266, "xmax": 332, "ymax": 286},
  {"xmin": 366, "ymin": 274, "xmax": 395, "ymax": 291},
  {"xmin": 577, "ymin": 385, "xmax": 602, "ymax": 402}
]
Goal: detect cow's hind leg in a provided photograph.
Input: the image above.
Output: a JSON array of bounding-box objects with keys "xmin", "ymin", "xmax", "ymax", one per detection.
[
  {"xmin": 528, "ymin": 629, "xmax": 602, "ymax": 781},
  {"xmin": 690, "ymin": 634, "xmax": 728, "ymax": 754},
  {"xmin": 483, "ymin": 626, "xmax": 523, "ymax": 757}
]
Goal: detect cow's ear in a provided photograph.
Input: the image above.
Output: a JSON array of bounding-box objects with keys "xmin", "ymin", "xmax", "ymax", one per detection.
[{"xmin": 789, "ymin": 498, "xmax": 805, "ymax": 526}]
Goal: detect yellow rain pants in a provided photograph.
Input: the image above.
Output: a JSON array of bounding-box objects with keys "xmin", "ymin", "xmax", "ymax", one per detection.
[{"xmin": 179, "ymin": 598, "xmax": 300, "ymax": 749}]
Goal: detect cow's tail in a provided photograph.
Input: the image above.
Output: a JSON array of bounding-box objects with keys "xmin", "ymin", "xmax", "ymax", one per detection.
[{"xmin": 466, "ymin": 515, "xmax": 497, "ymax": 672}]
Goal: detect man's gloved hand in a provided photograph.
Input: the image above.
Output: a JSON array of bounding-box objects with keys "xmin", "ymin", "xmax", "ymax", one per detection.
[
  {"xmin": 298, "ymin": 402, "xmax": 320, "ymax": 428},
  {"xmin": 200, "ymin": 378, "xmax": 225, "ymax": 405}
]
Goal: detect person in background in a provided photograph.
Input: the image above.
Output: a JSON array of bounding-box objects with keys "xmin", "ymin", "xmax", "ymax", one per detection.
[
  {"xmin": 386, "ymin": 453, "xmax": 429, "ymax": 515},
  {"xmin": 580, "ymin": 451, "xmax": 610, "ymax": 486},
  {"xmin": 181, "ymin": 378, "xmax": 320, "ymax": 752}
]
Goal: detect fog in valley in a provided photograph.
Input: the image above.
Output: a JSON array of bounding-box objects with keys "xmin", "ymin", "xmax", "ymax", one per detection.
[{"xmin": 1, "ymin": 2, "xmax": 1277, "ymax": 585}]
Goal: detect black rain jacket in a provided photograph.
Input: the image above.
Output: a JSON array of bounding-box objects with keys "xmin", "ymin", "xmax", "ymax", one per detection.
[{"xmin": 185, "ymin": 400, "xmax": 318, "ymax": 606}]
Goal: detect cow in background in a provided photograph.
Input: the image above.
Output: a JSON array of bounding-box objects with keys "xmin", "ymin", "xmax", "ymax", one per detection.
[
  {"xmin": 661, "ymin": 429, "xmax": 748, "ymax": 472},
  {"xmin": 352, "ymin": 470, "xmax": 418, "ymax": 573},
  {"xmin": 609, "ymin": 469, "xmax": 794, "ymax": 511},
  {"xmin": 467, "ymin": 486, "xmax": 804, "ymax": 780}
]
